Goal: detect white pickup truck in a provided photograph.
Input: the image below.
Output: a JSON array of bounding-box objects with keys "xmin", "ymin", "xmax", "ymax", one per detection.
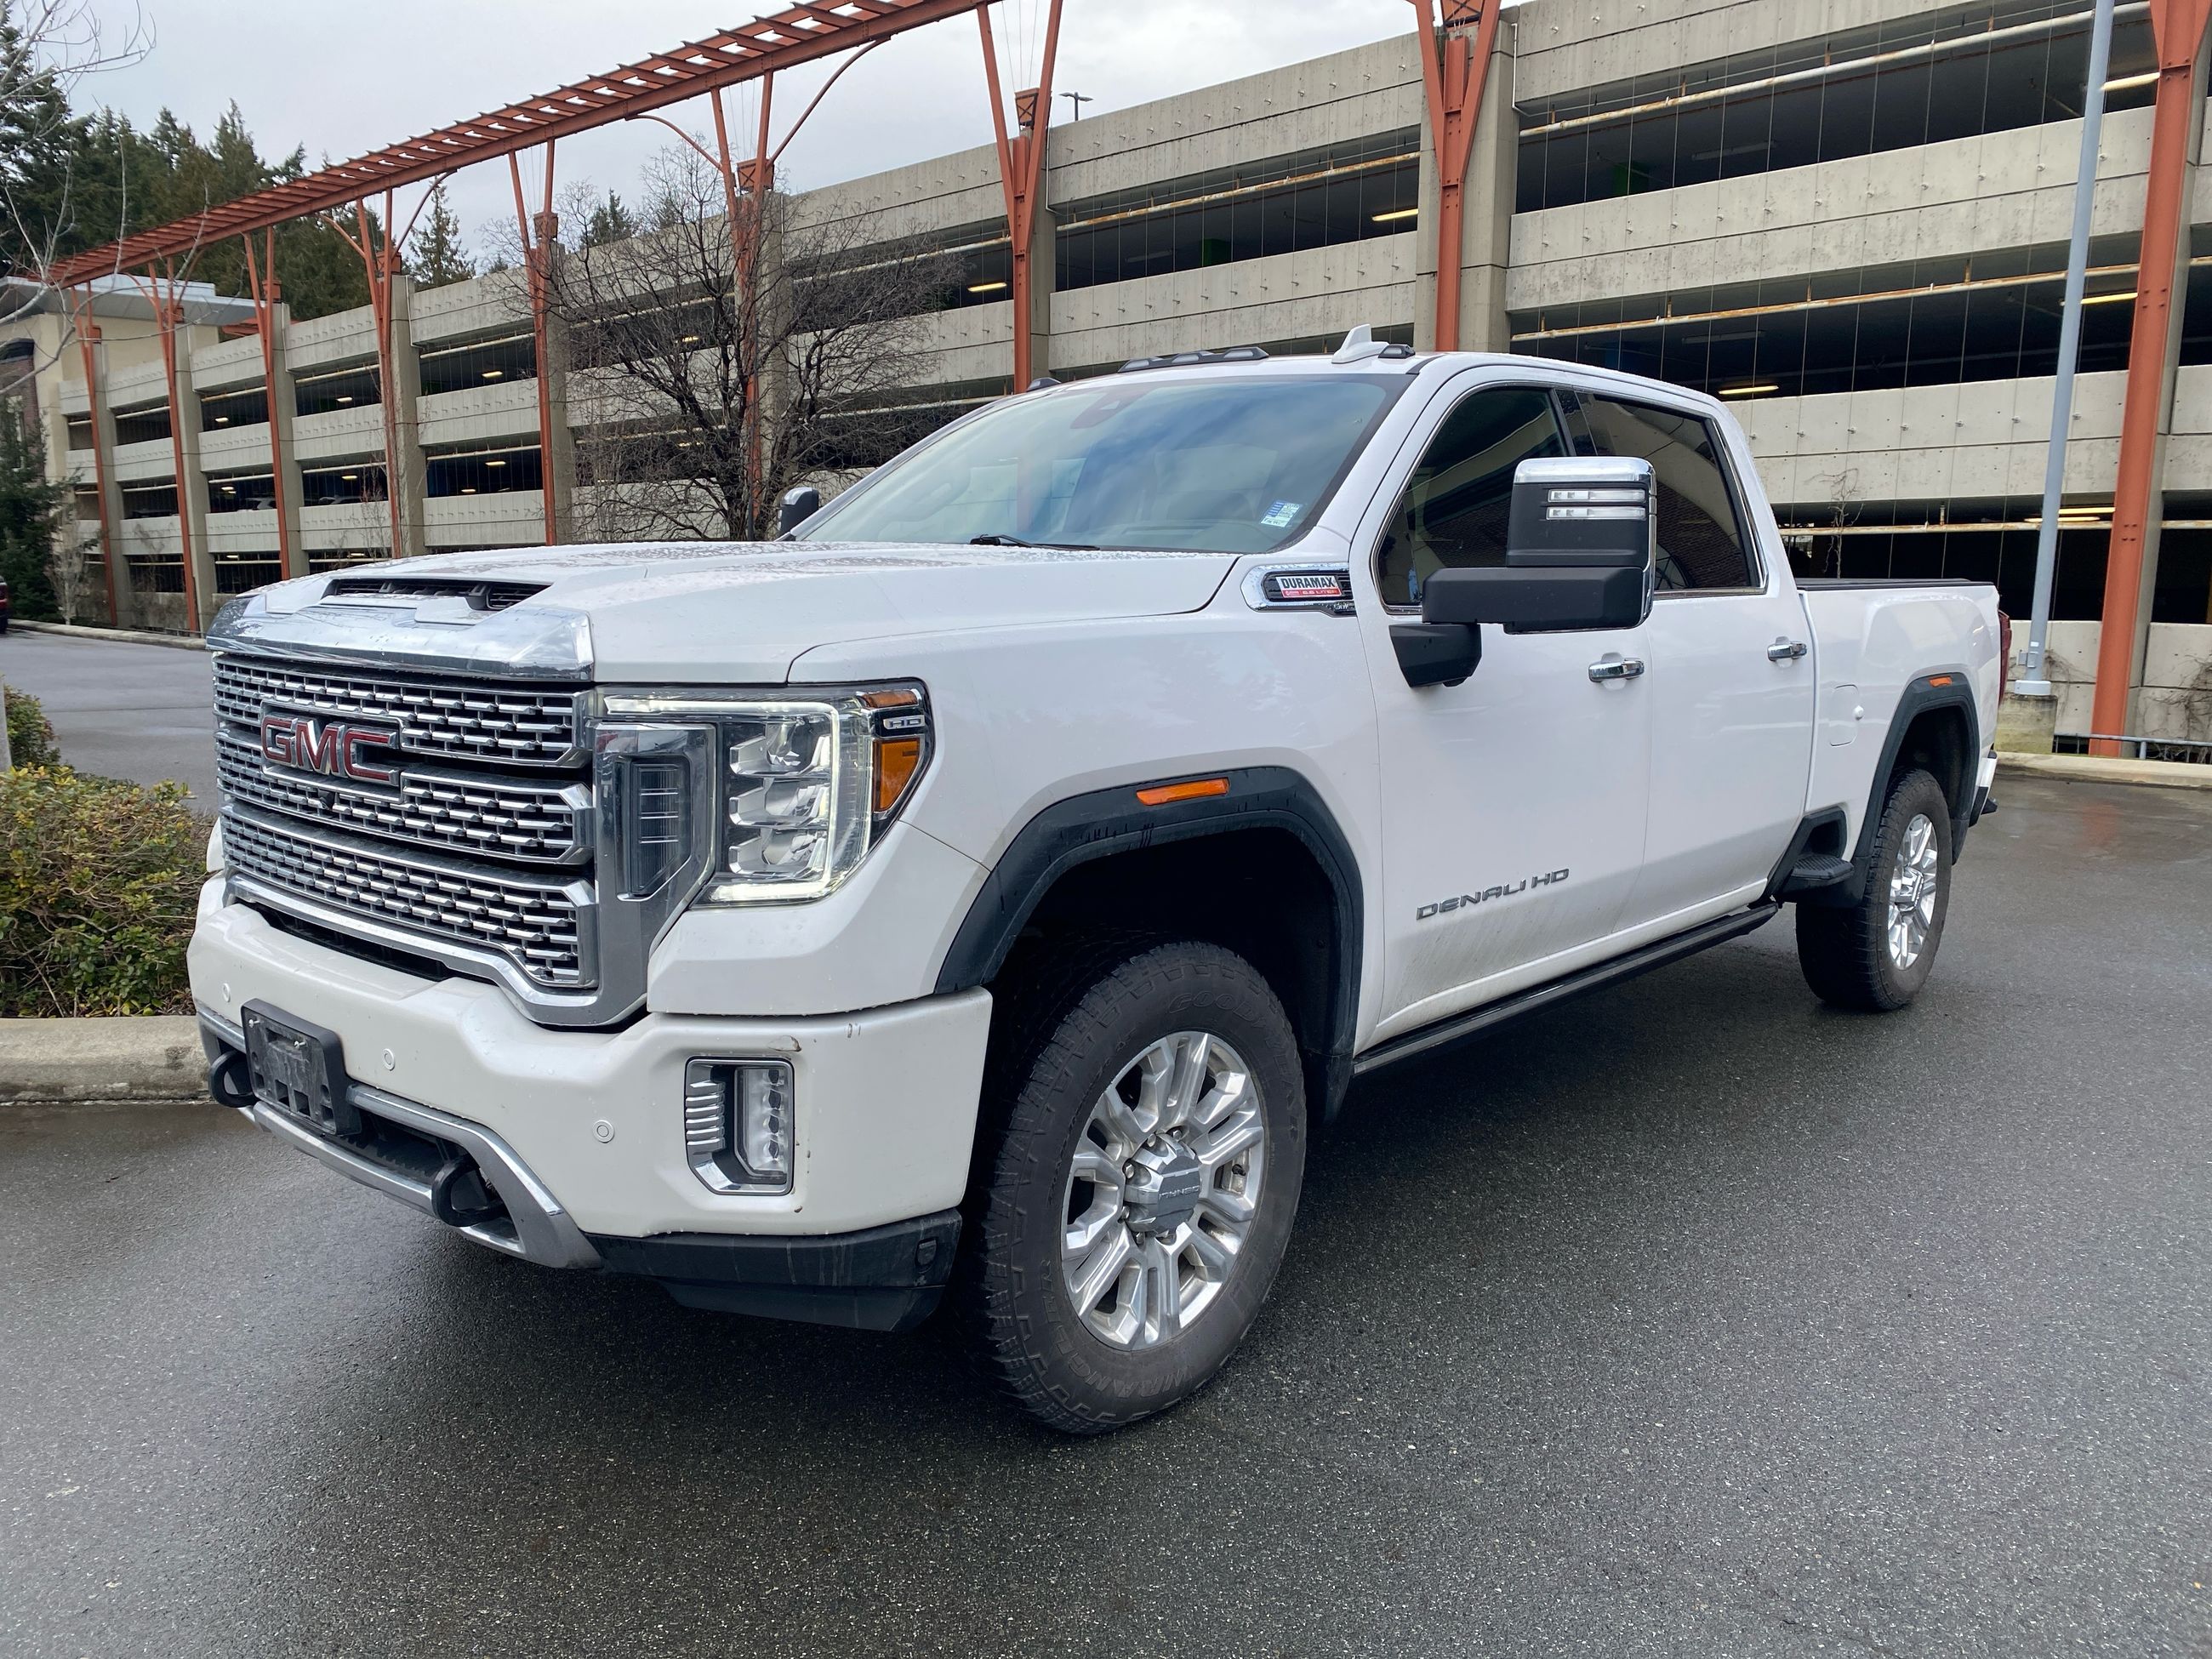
[{"xmin": 191, "ymin": 337, "xmax": 2003, "ymax": 1433}]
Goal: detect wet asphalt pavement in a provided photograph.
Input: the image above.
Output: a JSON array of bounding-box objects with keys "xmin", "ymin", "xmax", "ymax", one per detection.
[
  {"xmin": 2, "ymin": 774, "xmax": 2208, "ymax": 1657},
  {"xmin": 0, "ymin": 630, "xmax": 216, "ymax": 802}
]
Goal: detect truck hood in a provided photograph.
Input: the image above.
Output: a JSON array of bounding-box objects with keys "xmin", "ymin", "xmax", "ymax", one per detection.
[{"xmin": 231, "ymin": 541, "xmax": 1238, "ymax": 682}]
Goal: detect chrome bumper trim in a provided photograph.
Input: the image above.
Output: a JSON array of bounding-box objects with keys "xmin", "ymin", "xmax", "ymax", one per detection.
[{"xmin": 202, "ymin": 1008, "xmax": 601, "ymax": 1270}]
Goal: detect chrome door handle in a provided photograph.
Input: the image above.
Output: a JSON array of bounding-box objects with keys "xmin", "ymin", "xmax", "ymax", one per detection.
[
  {"xmin": 1588, "ymin": 657, "xmax": 1646, "ymax": 683},
  {"xmin": 1768, "ymin": 638, "xmax": 1808, "ymax": 662}
]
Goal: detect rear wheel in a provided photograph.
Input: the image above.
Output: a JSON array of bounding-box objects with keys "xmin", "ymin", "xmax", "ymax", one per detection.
[
  {"xmin": 964, "ymin": 940, "xmax": 1306, "ymax": 1434},
  {"xmin": 1797, "ymin": 767, "xmax": 1953, "ymax": 1012}
]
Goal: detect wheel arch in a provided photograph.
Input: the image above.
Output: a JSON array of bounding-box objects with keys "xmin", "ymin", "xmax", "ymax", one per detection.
[
  {"xmin": 935, "ymin": 767, "xmax": 1364, "ymax": 1122},
  {"xmin": 1842, "ymin": 676, "xmax": 1980, "ymax": 898}
]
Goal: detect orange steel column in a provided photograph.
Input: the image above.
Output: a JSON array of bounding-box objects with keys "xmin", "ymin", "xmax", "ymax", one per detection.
[
  {"xmin": 978, "ymin": 0, "xmax": 1063, "ymax": 391},
  {"xmin": 68, "ymin": 292, "xmax": 122, "ymax": 627},
  {"xmin": 136, "ymin": 267, "xmax": 204, "ymax": 635},
  {"xmin": 509, "ymin": 145, "xmax": 560, "ymax": 548},
  {"xmin": 242, "ymin": 230, "xmax": 300, "ymax": 580},
  {"xmin": 2093, "ymin": 0, "xmax": 2212, "ymax": 754},
  {"xmin": 1411, "ymin": 0, "xmax": 1503, "ymax": 353}
]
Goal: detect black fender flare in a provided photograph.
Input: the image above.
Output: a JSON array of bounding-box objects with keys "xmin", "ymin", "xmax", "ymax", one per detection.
[
  {"xmin": 933, "ymin": 766, "xmax": 1365, "ymax": 1120},
  {"xmin": 1816, "ymin": 673, "xmax": 1981, "ymax": 907}
]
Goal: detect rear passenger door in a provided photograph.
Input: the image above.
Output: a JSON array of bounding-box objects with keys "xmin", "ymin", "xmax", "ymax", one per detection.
[{"xmin": 1571, "ymin": 393, "xmax": 1815, "ymax": 930}]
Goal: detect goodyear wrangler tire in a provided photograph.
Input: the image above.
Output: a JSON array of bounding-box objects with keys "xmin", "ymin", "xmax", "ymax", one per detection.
[{"xmin": 965, "ymin": 941, "xmax": 1306, "ymax": 1434}]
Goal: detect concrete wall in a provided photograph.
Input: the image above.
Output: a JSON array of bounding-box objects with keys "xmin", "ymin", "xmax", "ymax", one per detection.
[
  {"xmin": 1509, "ymin": 109, "xmax": 2158, "ymax": 315},
  {"xmin": 1512, "ymin": 0, "xmax": 1968, "ymax": 105}
]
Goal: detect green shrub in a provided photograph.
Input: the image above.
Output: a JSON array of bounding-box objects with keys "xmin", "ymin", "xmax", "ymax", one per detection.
[
  {"xmin": 3, "ymin": 681, "xmax": 60, "ymax": 767},
  {"xmin": 0, "ymin": 767, "xmax": 212, "ymax": 1017}
]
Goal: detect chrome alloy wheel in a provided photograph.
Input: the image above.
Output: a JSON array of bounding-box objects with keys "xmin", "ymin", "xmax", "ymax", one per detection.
[
  {"xmin": 1886, "ymin": 812, "xmax": 1941, "ymax": 970},
  {"xmin": 1059, "ymin": 1031, "xmax": 1266, "ymax": 1350}
]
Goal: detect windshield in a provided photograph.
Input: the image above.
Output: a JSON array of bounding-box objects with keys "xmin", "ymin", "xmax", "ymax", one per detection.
[{"xmin": 799, "ymin": 373, "xmax": 1405, "ymax": 553}]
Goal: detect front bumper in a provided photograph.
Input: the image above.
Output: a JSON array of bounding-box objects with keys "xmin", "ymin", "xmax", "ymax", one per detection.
[{"xmin": 190, "ymin": 881, "xmax": 991, "ymax": 1323}]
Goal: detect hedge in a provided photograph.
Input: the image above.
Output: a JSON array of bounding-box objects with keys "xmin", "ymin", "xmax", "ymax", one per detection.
[
  {"xmin": 4, "ymin": 681, "xmax": 60, "ymax": 767},
  {"xmin": 0, "ymin": 766, "xmax": 212, "ymax": 1017}
]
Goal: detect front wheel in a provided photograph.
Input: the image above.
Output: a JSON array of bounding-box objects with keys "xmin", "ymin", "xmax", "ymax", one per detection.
[
  {"xmin": 964, "ymin": 941, "xmax": 1307, "ymax": 1434},
  {"xmin": 1797, "ymin": 767, "xmax": 1953, "ymax": 1012}
]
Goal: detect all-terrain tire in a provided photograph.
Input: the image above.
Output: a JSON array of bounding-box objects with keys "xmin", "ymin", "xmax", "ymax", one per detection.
[
  {"xmin": 963, "ymin": 940, "xmax": 1306, "ymax": 1435},
  {"xmin": 1797, "ymin": 767, "xmax": 1953, "ymax": 1012}
]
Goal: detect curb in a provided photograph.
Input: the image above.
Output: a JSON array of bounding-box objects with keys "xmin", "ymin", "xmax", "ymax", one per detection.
[
  {"xmin": 0, "ymin": 1016, "xmax": 208, "ymax": 1105},
  {"xmin": 1997, "ymin": 752, "xmax": 2212, "ymax": 791},
  {"xmin": 11, "ymin": 620, "xmax": 207, "ymax": 652}
]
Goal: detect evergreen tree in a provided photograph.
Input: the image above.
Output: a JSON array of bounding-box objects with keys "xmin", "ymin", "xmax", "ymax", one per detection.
[
  {"xmin": 0, "ymin": 407, "xmax": 66, "ymax": 619},
  {"xmin": 0, "ymin": 2, "xmax": 88, "ymax": 279},
  {"xmin": 581, "ymin": 190, "xmax": 636, "ymax": 249},
  {"xmin": 408, "ymin": 180, "xmax": 473, "ymax": 288}
]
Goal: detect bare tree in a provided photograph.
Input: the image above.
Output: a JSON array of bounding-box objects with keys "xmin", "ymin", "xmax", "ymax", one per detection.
[
  {"xmin": 0, "ymin": 0, "xmax": 151, "ymax": 338},
  {"xmin": 43, "ymin": 523, "xmax": 88, "ymax": 619},
  {"xmin": 542, "ymin": 145, "xmax": 938, "ymax": 544}
]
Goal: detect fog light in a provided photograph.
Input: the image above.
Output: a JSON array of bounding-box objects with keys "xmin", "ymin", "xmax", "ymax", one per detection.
[{"xmin": 684, "ymin": 1058, "xmax": 794, "ymax": 1194}]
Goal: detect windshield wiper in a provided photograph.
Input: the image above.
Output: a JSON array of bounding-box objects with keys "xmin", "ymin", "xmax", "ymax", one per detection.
[{"xmin": 969, "ymin": 533, "xmax": 1098, "ymax": 550}]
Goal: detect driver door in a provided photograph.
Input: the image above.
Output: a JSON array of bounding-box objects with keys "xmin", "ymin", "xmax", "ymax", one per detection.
[{"xmin": 1356, "ymin": 378, "xmax": 1653, "ymax": 1046}]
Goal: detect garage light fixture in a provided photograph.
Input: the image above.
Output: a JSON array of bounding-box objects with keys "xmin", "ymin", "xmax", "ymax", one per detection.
[
  {"xmin": 2104, "ymin": 71, "xmax": 2158, "ymax": 93},
  {"xmin": 482, "ymin": 368, "xmax": 505, "ymax": 379},
  {"xmin": 966, "ymin": 281, "xmax": 1008, "ymax": 294},
  {"xmin": 2082, "ymin": 291, "xmax": 2138, "ymax": 305},
  {"xmin": 1371, "ymin": 208, "xmax": 1419, "ymax": 224},
  {"xmin": 336, "ymin": 395, "xmax": 354, "ymax": 405},
  {"xmin": 1719, "ymin": 383, "xmax": 1778, "ymax": 397}
]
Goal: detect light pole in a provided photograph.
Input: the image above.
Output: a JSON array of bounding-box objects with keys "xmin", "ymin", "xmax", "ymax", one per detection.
[
  {"xmin": 1061, "ymin": 90, "xmax": 1092, "ymax": 121},
  {"xmin": 2014, "ymin": 0, "xmax": 2116, "ymax": 738}
]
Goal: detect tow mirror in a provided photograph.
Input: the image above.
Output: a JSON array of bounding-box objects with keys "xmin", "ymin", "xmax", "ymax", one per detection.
[
  {"xmin": 778, "ymin": 485, "xmax": 823, "ymax": 537},
  {"xmin": 1418, "ymin": 456, "xmax": 1656, "ymax": 636}
]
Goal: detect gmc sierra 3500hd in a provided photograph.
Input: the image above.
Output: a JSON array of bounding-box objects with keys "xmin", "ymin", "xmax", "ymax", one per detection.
[{"xmin": 191, "ymin": 333, "xmax": 2002, "ymax": 1434}]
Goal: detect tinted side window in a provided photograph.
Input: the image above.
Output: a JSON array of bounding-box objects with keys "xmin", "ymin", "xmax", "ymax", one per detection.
[
  {"xmin": 1580, "ymin": 397, "xmax": 1756, "ymax": 591},
  {"xmin": 1376, "ymin": 387, "xmax": 1565, "ymax": 608}
]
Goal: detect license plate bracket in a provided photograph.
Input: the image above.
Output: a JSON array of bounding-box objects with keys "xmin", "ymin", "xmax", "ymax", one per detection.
[{"xmin": 242, "ymin": 1001, "xmax": 358, "ymax": 1137}]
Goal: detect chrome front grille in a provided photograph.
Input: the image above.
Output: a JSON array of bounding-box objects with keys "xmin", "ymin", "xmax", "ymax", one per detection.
[
  {"xmin": 214, "ymin": 727, "xmax": 587, "ymax": 864},
  {"xmin": 212, "ymin": 643, "xmax": 601, "ymax": 1001},
  {"xmin": 211, "ymin": 653, "xmax": 587, "ymax": 767},
  {"xmin": 223, "ymin": 810, "xmax": 591, "ymax": 989}
]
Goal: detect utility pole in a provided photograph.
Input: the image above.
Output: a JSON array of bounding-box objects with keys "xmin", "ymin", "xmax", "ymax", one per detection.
[{"xmin": 2012, "ymin": 0, "xmax": 2115, "ymax": 744}]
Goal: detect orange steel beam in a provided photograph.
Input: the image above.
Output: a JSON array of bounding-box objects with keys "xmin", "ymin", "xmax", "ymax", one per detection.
[
  {"xmin": 1411, "ymin": 0, "xmax": 1502, "ymax": 353},
  {"xmin": 67, "ymin": 293, "xmax": 121, "ymax": 625},
  {"xmin": 48, "ymin": 0, "xmax": 991, "ymax": 289},
  {"xmin": 978, "ymin": 0, "xmax": 1064, "ymax": 391},
  {"xmin": 2092, "ymin": 0, "xmax": 2212, "ymax": 755},
  {"xmin": 240, "ymin": 228, "xmax": 299, "ymax": 580}
]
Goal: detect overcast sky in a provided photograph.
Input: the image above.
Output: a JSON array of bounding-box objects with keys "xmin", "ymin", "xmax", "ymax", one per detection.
[{"xmin": 87, "ymin": 0, "xmax": 1414, "ymax": 259}]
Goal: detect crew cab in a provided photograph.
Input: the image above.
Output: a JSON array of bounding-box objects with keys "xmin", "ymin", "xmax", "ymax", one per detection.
[{"xmin": 191, "ymin": 336, "xmax": 2002, "ymax": 1433}]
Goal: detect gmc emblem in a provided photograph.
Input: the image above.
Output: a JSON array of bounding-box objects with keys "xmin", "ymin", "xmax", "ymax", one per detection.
[{"xmin": 259, "ymin": 714, "xmax": 399, "ymax": 785}]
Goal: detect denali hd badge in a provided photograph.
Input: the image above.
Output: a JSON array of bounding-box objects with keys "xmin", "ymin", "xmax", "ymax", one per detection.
[
  {"xmin": 1418, "ymin": 869, "xmax": 1570, "ymax": 921},
  {"xmin": 259, "ymin": 714, "xmax": 401, "ymax": 786}
]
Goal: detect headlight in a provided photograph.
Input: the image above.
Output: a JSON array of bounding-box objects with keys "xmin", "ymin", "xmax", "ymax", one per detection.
[{"xmin": 600, "ymin": 683, "xmax": 931, "ymax": 906}]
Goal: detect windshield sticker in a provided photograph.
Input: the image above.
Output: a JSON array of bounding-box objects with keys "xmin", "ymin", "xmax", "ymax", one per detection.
[{"xmin": 1260, "ymin": 500, "xmax": 1304, "ymax": 528}]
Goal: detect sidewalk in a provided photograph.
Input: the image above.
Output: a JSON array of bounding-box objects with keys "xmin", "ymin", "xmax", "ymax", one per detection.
[
  {"xmin": 0, "ymin": 1016, "xmax": 208, "ymax": 1104},
  {"xmin": 1997, "ymin": 751, "xmax": 2212, "ymax": 791},
  {"xmin": 13, "ymin": 620, "xmax": 206, "ymax": 652}
]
